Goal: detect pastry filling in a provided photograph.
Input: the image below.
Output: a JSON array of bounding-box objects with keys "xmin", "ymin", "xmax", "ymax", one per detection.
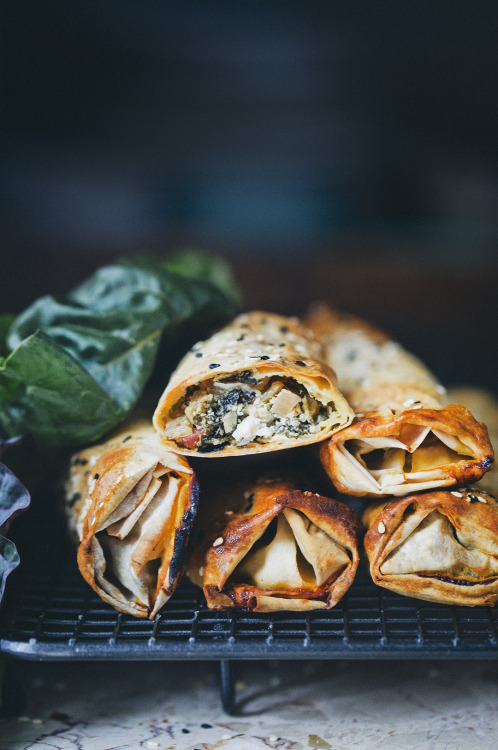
[
  {"xmin": 164, "ymin": 371, "xmax": 333, "ymax": 452},
  {"xmin": 343, "ymin": 425, "xmax": 475, "ymax": 491}
]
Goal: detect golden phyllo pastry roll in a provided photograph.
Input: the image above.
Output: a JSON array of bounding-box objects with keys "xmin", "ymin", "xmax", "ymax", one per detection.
[
  {"xmin": 187, "ymin": 474, "xmax": 361, "ymax": 612},
  {"xmin": 65, "ymin": 419, "xmax": 198, "ymax": 618},
  {"xmin": 305, "ymin": 304, "xmax": 493, "ymax": 497},
  {"xmin": 445, "ymin": 386, "xmax": 498, "ymax": 497},
  {"xmin": 153, "ymin": 311, "xmax": 353, "ymax": 456},
  {"xmin": 363, "ymin": 488, "xmax": 498, "ymax": 606}
]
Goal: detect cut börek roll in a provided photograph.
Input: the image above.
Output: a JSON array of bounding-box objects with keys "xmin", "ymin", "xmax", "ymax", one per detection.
[
  {"xmin": 305, "ymin": 304, "xmax": 494, "ymax": 497},
  {"xmin": 153, "ymin": 311, "xmax": 354, "ymax": 456},
  {"xmin": 65, "ymin": 419, "xmax": 198, "ymax": 618},
  {"xmin": 362, "ymin": 488, "xmax": 498, "ymax": 606},
  {"xmin": 187, "ymin": 474, "xmax": 361, "ymax": 612}
]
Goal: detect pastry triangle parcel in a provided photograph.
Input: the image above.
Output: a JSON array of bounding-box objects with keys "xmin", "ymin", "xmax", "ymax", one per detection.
[
  {"xmin": 306, "ymin": 304, "xmax": 493, "ymax": 497},
  {"xmin": 65, "ymin": 419, "xmax": 198, "ymax": 618},
  {"xmin": 363, "ymin": 488, "xmax": 498, "ymax": 606},
  {"xmin": 153, "ymin": 311, "xmax": 353, "ymax": 456},
  {"xmin": 187, "ymin": 473, "xmax": 361, "ymax": 611}
]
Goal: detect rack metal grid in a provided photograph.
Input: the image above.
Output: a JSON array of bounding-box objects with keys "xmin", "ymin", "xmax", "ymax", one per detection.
[{"xmin": 1, "ymin": 502, "xmax": 498, "ymax": 713}]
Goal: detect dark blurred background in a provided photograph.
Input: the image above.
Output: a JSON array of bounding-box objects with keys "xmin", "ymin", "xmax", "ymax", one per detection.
[{"xmin": 1, "ymin": 0, "xmax": 498, "ymax": 385}]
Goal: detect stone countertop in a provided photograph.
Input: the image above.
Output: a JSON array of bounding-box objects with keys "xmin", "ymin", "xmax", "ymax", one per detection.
[{"xmin": 1, "ymin": 657, "xmax": 497, "ymax": 749}]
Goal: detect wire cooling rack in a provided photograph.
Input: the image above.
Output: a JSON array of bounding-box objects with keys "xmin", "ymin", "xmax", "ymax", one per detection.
[{"xmin": 1, "ymin": 498, "xmax": 497, "ymax": 712}]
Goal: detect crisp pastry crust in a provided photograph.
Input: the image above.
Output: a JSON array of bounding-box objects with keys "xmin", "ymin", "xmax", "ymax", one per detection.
[
  {"xmin": 446, "ymin": 386, "xmax": 498, "ymax": 497},
  {"xmin": 306, "ymin": 304, "xmax": 494, "ymax": 497},
  {"xmin": 64, "ymin": 419, "xmax": 198, "ymax": 618},
  {"xmin": 153, "ymin": 311, "xmax": 354, "ymax": 456},
  {"xmin": 362, "ymin": 488, "xmax": 498, "ymax": 606},
  {"xmin": 187, "ymin": 475, "xmax": 361, "ymax": 612}
]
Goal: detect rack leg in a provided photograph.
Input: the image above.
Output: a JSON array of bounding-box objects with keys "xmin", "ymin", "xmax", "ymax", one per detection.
[{"xmin": 219, "ymin": 660, "xmax": 236, "ymax": 715}]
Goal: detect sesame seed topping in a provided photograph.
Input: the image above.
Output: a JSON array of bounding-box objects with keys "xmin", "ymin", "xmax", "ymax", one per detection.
[
  {"xmin": 212, "ymin": 537, "xmax": 224, "ymax": 547},
  {"xmin": 195, "ymin": 352, "xmax": 203, "ymax": 358},
  {"xmin": 378, "ymin": 521, "xmax": 386, "ymax": 534},
  {"xmin": 280, "ymin": 326, "xmax": 288, "ymax": 333},
  {"xmin": 402, "ymin": 398, "xmax": 415, "ymax": 408},
  {"xmin": 279, "ymin": 342, "xmax": 285, "ymax": 347},
  {"xmin": 198, "ymin": 567, "xmax": 204, "ymax": 577},
  {"xmin": 477, "ymin": 496, "xmax": 487, "ymax": 503},
  {"xmin": 294, "ymin": 360, "xmax": 306, "ymax": 366},
  {"xmin": 451, "ymin": 491, "xmax": 463, "ymax": 497},
  {"xmin": 260, "ymin": 355, "xmax": 270, "ymax": 360},
  {"xmin": 209, "ymin": 363, "xmax": 220, "ymax": 369},
  {"xmin": 224, "ymin": 510, "xmax": 233, "ymax": 515},
  {"xmin": 467, "ymin": 494, "xmax": 480, "ymax": 503}
]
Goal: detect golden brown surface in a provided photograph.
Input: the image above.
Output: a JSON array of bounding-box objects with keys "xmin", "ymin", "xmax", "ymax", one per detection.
[
  {"xmin": 362, "ymin": 488, "xmax": 498, "ymax": 606},
  {"xmin": 65, "ymin": 419, "xmax": 198, "ymax": 618},
  {"xmin": 153, "ymin": 310, "xmax": 353, "ymax": 456},
  {"xmin": 187, "ymin": 471, "xmax": 361, "ymax": 612},
  {"xmin": 305, "ymin": 304, "xmax": 494, "ymax": 497}
]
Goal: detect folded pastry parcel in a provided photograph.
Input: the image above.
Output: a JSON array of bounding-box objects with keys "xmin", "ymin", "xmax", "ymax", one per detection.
[
  {"xmin": 188, "ymin": 474, "xmax": 361, "ymax": 611},
  {"xmin": 363, "ymin": 488, "xmax": 498, "ymax": 606},
  {"xmin": 64, "ymin": 419, "xmax": 198, "ymax": 618},
  {"xmin": 306, "ymin": 304, "xmax": 494, "ymax": 497},
  {"xmin": 153, "ymin": 311, "xmax": 354, "ymax": 456},
  {"xmin": 445, "ymin": 386, "xmax": 498, "ymax": 497}
]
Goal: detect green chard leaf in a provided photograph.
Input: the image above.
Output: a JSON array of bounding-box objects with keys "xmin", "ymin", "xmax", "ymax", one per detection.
[
  {"xmin": 0, "ymin": 253, "xmax": 240, "ymax": 448},
  {"xmin": 0, "ymin": 463, "xmax": 30, "ymax": 602}
]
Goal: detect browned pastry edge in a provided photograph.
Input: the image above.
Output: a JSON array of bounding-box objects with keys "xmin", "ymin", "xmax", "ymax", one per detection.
[
  {"xmin": 190, "ymin": 478, "xmax": 361, "ymax": 612},
  {"xmin": 363, "ymin": 488, "xmax": 498, "ymax": 606},
  {"xmin": 320, "ymin": 404, "xmax": 494, "ymax": 497}
]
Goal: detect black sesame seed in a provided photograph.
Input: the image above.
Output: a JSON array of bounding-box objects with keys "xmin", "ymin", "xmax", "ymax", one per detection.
[
  {"xmin": 279, "ymin": 342, "xmax": 285, "ymax": 347},
  {"xmin": 69, "ymin": 492, "xmax": 81, "ymax": 507},
  {"xmin": 294, "ymin": 360, "xmax": 306, "ymax": 366},
  {"xmin": 280, "ymin": 326, "xmax": 288, "ymax": 333},
  {"xmin": 244, "ymin": 493, "xmax": 255, "ymax": 513},
  {"xmin": 195, "ymin": 352, "xmax": 203, "ymax": 358},
  {"xmin": 468, "ymin": 494, "xmax": 479, "ymax": 503},
  {"xmin": 122, "ymin": 435, "xmax": 132, "ymax": 443},
  {"xmin": 260, "ymin": 355, "xmax": 270, "ymax": 360},
  {"xmin": 201, "ymin": 723, "xmax": 213, "ymax": 729},
  {"xmin": 236, "ymin": 334, "xmax": 246, "ymax": 341},
  {"xmin": 182, "ymin": 728, "xmax": 190, "ymax": 734},
  {"xmin": 73, "ymin": 457, "xmax": 88, "ymax": 465},
  {"xmin": 94, "ymin": 473, "xmax": 99, "ymax": 480},
  {"xmin": 209, "ymin": 363, "xmax": 220, "ymax": 369}
]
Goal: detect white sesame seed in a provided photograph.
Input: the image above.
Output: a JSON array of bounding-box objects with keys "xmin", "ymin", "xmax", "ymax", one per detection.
[
  {"xmin": 402, "ymin": 398, "xmax": 415, "ymax": 408},
  {"xmin": 451, "ymin": 491, "xmax": 463, "ymax": 497},
  {"xmin": 436, "ymin": 384, "xmax": 447, "ymax": 394},
  {"xmin": 466, "ymin": 496, "xmax": 472, "ymax": 502},
  {"xmin": 269, "ymin": 736, "xmax": 279, "ymax": 743},
  {"xmin": 224, "ymin": 510, "xmax": 233, "ymax": 515},
  {"xmin": 378, "ymin": 521, "xmax": 386, "ymax": 534},
  {"xmin": 198, "ymin": 567, "xmax": 204, "ymax": 577},
  {"xmin": 212, "ymin": 537, "xmax": 224, "ymax": 547},
  {"xmin": 477, "ymin": 496, "xmax": 487, "ymax": 503}
]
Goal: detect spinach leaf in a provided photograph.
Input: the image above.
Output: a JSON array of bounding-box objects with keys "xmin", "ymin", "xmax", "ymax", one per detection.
[
  {"xmin": 0, "ymin": 253, "xmax": 240, "ymax": 448},
  {"xmin": 124, "ymin": 248, "xmax": 242, "ymax": 307},
  {"xmin": 0, "ymin": 463, "xmax": 30, "ymax": 602}
]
